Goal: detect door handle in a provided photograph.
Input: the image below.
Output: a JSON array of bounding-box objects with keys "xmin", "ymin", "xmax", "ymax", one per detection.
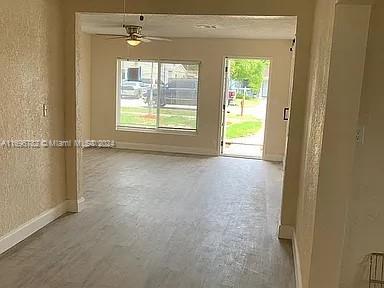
[{"xmin": 283, "ymin": 108, "xmax": 290, "ymax": 121}]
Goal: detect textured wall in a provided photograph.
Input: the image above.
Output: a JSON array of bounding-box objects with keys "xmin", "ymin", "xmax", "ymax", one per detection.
[
  {"xmin": 294, "ymin": 0, "xmax": 336, "ymax": 286},
  {"xmin": 0, "ymin": 0, "xmax": 66, "ymax": 236},
  {"xmin": 308, "ymin": 5, "xmax": 370, "ymax": 288},
  {"xmin": 295, "ymin": 1, "xmax": 373, "ymax": 287},
  {"xmin": 90, "ymin": 37, "xmax": 292, "ymax": 157},
  {"xmin": 340, "ymin": 1, "xmax": 384, "ymax": 287}
]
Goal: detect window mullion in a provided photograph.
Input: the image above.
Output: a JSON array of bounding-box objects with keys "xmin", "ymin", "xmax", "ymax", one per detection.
[
  {"xmin": 116, "ymin": 60, "xmax": 122, "ymax": 128},
  {"xmin": 156, "ymin": 61, "xmax": 161, "ymax": 129}
]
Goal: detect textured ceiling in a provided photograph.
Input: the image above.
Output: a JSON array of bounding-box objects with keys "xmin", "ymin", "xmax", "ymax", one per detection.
[{"xmin": 80, "ymin": 13, "xmax": 297, "ymax": 40}]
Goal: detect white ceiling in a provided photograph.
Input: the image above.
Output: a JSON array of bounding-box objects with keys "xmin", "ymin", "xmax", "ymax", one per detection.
[{"xmin": 80, "ymin": 13, "xmax": 297, "ymax": 40}]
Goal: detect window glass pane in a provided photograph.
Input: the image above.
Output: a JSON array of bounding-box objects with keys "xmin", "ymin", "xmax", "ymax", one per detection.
[
  {"xmin": 158, "ymin": 63, "xmax": 199, "ymax": 130},
  {"xmin": 117, "ymin": 60, "xmax": 158, "ymax": 128}
]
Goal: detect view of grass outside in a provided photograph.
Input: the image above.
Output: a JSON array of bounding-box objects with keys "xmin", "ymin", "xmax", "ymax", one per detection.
[
  {"xmin": 119, "ymin": 98, "xmax": 263, "ymax": 137},
  {"xmin": 223, "ymin": 58, "xmax": 270, "ymax": 159},
  {"xmin": 226, "ymin": 121, "xmax": 263, "ymax": 139},
  {"xmin": 225, "ymin": 98, "xmax": 263, "ymax": 139},
  {"xmin": 117, "ymin": 59, "xmax": 200, "ymax": 130},
  {"xmin": 120, "ymin": 106, "xmax": 197, "ymax": 129}
]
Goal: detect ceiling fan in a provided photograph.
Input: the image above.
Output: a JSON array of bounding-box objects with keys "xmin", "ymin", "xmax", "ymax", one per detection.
[
  {"xmin": 97, "ymin": 23, "xmax": 171, "ymax": 47},
  {"xmin": 96, "ymin": 0, "xmax": 171, "ymax": 47}
]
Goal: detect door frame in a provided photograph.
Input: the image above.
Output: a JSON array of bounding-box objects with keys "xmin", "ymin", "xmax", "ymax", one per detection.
[{"xmin": 218, "ymin": 55, "xmax": 273, "ymax": 159}]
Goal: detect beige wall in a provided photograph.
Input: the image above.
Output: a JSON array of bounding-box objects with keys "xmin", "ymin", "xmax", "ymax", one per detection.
[
  {"xmin": 308, "ymin": 5, "xmax": 370, "ymax": 288},
  {"xmin": 0, "ymin": 0, "xmax": 66, "ymax": 236},
  {"xmin": 90, "ymin": 37, "xmax": 292, "ymax": 157},
  {"xmin": 75, "ymin": 31, "xmax": 92, "ymax": 200},
  {"xmin": 63, "ymin": 0, "xmax": 316, "ymax": 228},
  {"xmin": 78, "ymin": 32, "xmax": 92, "ymax": 141},
  {"xmin": 340, "ymin": 1, "xmax": 384, "ymax": 287},
  {"xmin": 294, "ymin": 1, "xmax": 373, "ymax": 287},
  {"xmin": 1, "ymin": 1, "xmax": 382, "ymax": 286},
  {"xmin": 294, "ymin": 0, "xmax": 337, "ymax": 285}
]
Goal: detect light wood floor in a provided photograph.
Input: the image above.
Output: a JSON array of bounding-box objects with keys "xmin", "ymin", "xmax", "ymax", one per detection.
[{"xmin": 0, "ymin": 149, "xmax": 294, "ymax": 288}]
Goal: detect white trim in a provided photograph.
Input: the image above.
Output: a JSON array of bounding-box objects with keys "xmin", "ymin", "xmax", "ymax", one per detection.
[
  {"xmin": 262, "ymin": 60, "xmax": 273, "ymax": 160},
  {"xmin": 0, "ymin": 202, "xmax": 67, "ymax": 255},
  {"xmin": 278, "ymin": 224, "xmax": 294, "ymax": 240},
  {"xmin": 0, "ymin": 198, "xmax": 87, "ymax": 256},
  {"xmin": 264, "ymin": 153, "xmax": 284, "ymax": 162},
  {"xmin": 115, "ymin": 141, "xmax": 217, "ymax": 156},
  {"xmin": 292, "ymin": 231, "xmax": 303, "ymax": 288},
  {"xmin": 222, "ymin": 154, "xmax": 262, "ymax": 161},
  {"xmin": 66, "ymin": 197, "xmax": 85, "ymax": 213}
]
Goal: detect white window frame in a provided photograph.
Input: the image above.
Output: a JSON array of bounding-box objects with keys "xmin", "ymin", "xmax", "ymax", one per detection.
[{"xmin": 115, "ymin": 58, "xmax": 201, "ymax": 134}]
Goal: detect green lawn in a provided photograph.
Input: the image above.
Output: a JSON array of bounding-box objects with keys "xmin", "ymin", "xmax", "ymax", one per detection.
[
  {"xmin": 226, "ymin": 119, "xmax": 262, "ymax": 139},
  {"xmin": 120, "ymin": 106, "xmax": 197, "ymax": 129},
  {"xmin": 120, "ymin": 103, "xmax": 263, "ymax": 138},
  {"xmin": 226, "ymin": 110, "xmax": 263, "ymax": 139},
  {"xmin": 121, "ymin": 107, "xmax": 196, "ymax": 117}
]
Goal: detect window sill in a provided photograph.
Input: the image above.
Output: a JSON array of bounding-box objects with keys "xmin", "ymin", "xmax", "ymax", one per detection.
[{"xmin": 116, "ymin": 126, "xmax": 198, "ymax": 136}]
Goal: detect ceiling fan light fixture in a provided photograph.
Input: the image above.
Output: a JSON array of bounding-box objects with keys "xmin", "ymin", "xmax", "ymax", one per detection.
[{"xmin": 126, "ymin": 39, "xmax": 141, "ymax": 46}]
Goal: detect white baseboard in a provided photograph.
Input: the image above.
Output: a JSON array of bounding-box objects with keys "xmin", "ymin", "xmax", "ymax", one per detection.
[
  {"xmin": 0, "ymin": 202, "xmax": 67, "ymax": 255},
  {"xmin": 292, "ymin": 231, "xmax": 303, "ymax": 288},
  {"xmin": 66, "ymin": 197, "xmax": 85, "ymax": 213},
  {"xmin": 115, "ymin": 141, "xmax": 217, "ymax": 156},
  {"xmin": 278, "ymin": 224, "xmax": 294, "ymax": 239},
  {"xmin": 263, "ymin": 153, "xmax": 284, "ymax": 162},
  {"xmin": 0, "ymin": 198, "xmax": 86, "ymax": 256},
  {"xmin": 278, "ymin": 225, "xmax": 302, "ymax": 288}
]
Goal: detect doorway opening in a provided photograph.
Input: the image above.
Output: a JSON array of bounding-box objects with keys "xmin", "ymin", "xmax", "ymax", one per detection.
[{"xmin": 221, "ymin": 57, "xmax": 271, "ymax": 159}]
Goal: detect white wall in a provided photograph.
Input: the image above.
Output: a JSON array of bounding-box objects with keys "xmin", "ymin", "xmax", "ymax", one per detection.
[{"xmin": 89, "ymin": 37, "xmax": 293, "ymax": 158}]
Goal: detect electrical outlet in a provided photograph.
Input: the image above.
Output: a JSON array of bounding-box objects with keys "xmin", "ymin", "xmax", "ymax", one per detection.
[{"xmin": 356, "ymin": 126, "xmax": 365, "ymax": 144}]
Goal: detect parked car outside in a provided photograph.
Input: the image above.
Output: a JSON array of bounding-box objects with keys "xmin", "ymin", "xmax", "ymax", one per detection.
[
  {"xmin": 139, "ymin": 79, "xmax": 153, "ymax": 91},
  {"xmin": 144, "ymin": 78, "xmax": 198, "ymax": 107},
  {"xmin": 120, "ymin": 81, "xmax": 147, "ymax": 99}
]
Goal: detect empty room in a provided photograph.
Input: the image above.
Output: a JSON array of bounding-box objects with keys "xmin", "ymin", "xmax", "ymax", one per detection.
[{"xmin": 1, "ymin": 1, "xmax": 383, "ymax": 288}]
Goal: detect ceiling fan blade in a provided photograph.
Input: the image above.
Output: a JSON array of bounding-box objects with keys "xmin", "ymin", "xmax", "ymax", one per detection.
[
  {"xmin": 144, "ymin": 36, "xmax": 172, "ymax": 42},
  {"xmin": 109, "ymin": 36, "xmax": 128, "ymax": 40},
  {"xmin": 96, "ymin": 34, "xmax": 128, "ymax": 39},
  {"xmin": 93, "ymin": 24, "xmax": 124, "ymax": 28},
  {"xmin": 141, "ymin": 38, "xmax": 152, "ymax": 43}
]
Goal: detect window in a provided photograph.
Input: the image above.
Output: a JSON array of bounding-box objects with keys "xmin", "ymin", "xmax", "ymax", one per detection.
[{"xmin": 116, "ymin": 59, "xmax": 200, "ymax": 132}]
